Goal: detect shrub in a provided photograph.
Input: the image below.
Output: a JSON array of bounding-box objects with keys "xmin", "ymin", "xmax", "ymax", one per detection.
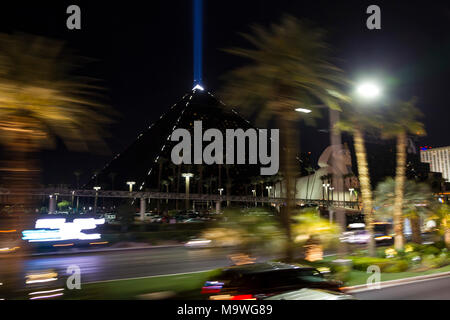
[
  {"xmin": 383, "ymin": 260, "xmax": 409, "ymax": 273},
  {"xmin": 350, "ymin": 257, "xmax": 409, "ymax": 273}
]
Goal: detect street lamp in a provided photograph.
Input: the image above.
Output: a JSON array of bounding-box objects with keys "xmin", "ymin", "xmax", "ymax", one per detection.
[
  {"xmin": 356, "ymin": 82, "xmax": 381, "ymax": 99},
  {"xmin": 349, "ymin": 188, "xmax": 354, "ymax": 201},
  {"xmin": 218, "ymin": 188, "xmax": 224, "ymax": 196},
  {"xmin": 252, "ymin": 189, "xmax": 257, "ymax": 207},
  {"xmin": 266, "ymin": 186, "xmax": 273, "ymax": 197},
  {"xmin": 127, "ymin": 181, "xmax": 136, "ymax": 192},
  {"xmin": 93, "ymin": 186, "xmax": 101, "ymax": 214},
  {"xmin": 182, "ymin": 173, "xmax": 194, "ymax": 210}
]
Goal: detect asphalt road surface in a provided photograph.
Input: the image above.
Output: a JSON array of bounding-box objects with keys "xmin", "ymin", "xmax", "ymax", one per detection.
[
  {"xmin": 2, "ymin": 247, "xmax": 450, "ymax": 299},
  {"xmin": 353, "ymin": 276, "xmax": 450, "ymax": 300},
  {"xmin": 1, "ymin": 246, "xmax": 264, "ymax": 284}
]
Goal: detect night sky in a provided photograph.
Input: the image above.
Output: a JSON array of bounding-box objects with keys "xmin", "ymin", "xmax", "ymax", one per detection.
[{"xmin": 1, "ymin": 1, "xmax": 449, "ymax": 186}]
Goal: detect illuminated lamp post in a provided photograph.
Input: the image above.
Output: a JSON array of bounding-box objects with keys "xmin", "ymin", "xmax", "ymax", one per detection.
[
  {"xmin": 126, "ymin": 181, "xmax": 136, "ymax": 192},
  {"xmin": 252, "ymin": 189, "xmax": 256, "ymax": 207},
  {"xmin": 182, "ymin": 173, "xmax": 194, "ymax": 210},
  {"xmin": 93, "ymin": 186, "xmax": 101, "ymax": 214}
]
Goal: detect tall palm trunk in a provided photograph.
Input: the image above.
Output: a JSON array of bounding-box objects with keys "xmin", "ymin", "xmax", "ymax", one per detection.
[
  {"xmin": 176, "ymin": 165, "xmax": 181, "ymax": 210},
  {"xmin": 353, "ymin": 128, "xmax": 375, "ymax": 256},
  {"xmin": 443, "ymin": 216, "xmax": 450, "ymax": 249},
  {"xmin": 279, "ymin": 116, "xmax": 296, "ymax": 261},
  {"xmin": 393, "ymin": 131, "xmax": 407, "ymax": 250},
  {"xmin": 157, "ymin": 161, "xmax": 163, "ymax": 213},
  {"xmin": 410, "ymin": 212, "xmax": 422, "ymax": 244}
]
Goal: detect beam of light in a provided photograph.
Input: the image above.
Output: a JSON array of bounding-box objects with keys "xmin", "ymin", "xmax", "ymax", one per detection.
[
  {"xmin": 0, "ymin": 229, "xmax": 16, "ymax": 233},
  {"xmin": 29, "ymin": 293, "xmax": 64, "ymax": 300},
  {"xmin": 26, "ymin": 278, "xmax": 58, "ymax": 284},
  {"xmin": 29, "ymin": 288, "xmax": 64, "ymax": 296},
  {"xmin": 193, "ymin": 0, "xmax": 203, "ymax": 87},
  {"xmin": 295, "ymin": 108, "xmax": 312, "ymax": 113}
]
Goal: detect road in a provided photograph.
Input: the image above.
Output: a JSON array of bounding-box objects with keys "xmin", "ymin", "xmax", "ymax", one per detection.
[
  {"xmin": 2, "ymin": 246, "xmax": 450, "ymax": 299},
  {"xmin": 1, "ymin": 246, "xmax": 264, "ymax": 284},
  {"xmin": 353, "ymin": 276, "xmax": 450, "ymax": 300}
]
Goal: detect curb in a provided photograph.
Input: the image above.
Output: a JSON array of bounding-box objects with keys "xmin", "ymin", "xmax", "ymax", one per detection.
[{"xmin": 342, "ymin": 271, "xmax": 450, "ymax": 293}]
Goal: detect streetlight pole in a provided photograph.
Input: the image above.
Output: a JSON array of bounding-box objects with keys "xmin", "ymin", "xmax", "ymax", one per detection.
[
  {"xmin": 182, "ymin": 173, "xmax": 194, "ymax": 210},
  {"xmin": 126, "ymin": 181, "xmax": 136, "ymax": 192},
  {"xmin": 252, "ymin": 189, "xmax": 256, "ymax": 207},
  {"xmin": 93, "ymin": 186, "xmax": 101, "ymax": 214}
]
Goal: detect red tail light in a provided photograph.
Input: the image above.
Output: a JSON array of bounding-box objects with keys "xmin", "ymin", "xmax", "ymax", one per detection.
[{"xmin": 231, "ymin": 294, "xmax": 254, "ymax": 300}]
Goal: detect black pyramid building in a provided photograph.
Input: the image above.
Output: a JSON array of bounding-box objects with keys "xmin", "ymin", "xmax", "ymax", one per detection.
[{"xmin": 85, "ymin": 87, "xmax": 263, "ymax": 198}]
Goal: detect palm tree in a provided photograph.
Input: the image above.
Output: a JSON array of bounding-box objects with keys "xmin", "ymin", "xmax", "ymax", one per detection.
[
  {"xmin": 380, "ymin": 98, "xmax": 425, "ymax": 250},
  {"xmin": 374, "ymin": 178, "xmax": 432, "ymax": 244},
  {"xmin": 0, "ymin": 34, "xmax": 111, "ymax": 208},
  {"xmin": 0, "ymin": 33, "xmax": 111, "ymax": 294},
  {"xmin": 157, "ymin": 157, "xmax": 167, "ymax": 213},
  {"xmin": 305, "ymin": 166, "xmax": 315, "ymax": 200},
  {"xmin": 161, "ymin": 179, "xmax": 170, "ymax": 204},
  {"xmin": 225, "ymin": 164, "xmax": 233, "ymax": 206},
  {"xmin": 108, "ymin": 172, "xmax": 117, "ymax": 190},
  {"xmin": 337, "ymin": 104, "xmax": 382, "ymax": 256},
  {"xmin": 73, "ymin": 170, "xmax": 82, "ymax": 189},
  {"xmin": 221, "ymin": 16, "xmax": 345, "ymax": 260},
  {"xmin": 433, "ymin": 204, "xmax": 450, "ymax": 249}
]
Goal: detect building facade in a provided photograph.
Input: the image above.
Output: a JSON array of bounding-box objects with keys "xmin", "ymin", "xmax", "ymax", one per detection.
[{"xmin": 420, "ymin": 146, "xmax": 450, "ymax": 182}]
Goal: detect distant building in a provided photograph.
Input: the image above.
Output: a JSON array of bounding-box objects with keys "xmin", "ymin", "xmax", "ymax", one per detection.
[{"xmin": 420, "ymin": 146, "xmax": 450, "ymax": 182}]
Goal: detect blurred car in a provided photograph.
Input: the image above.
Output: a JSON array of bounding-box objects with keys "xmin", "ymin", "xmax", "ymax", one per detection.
[
  {"xmin": 202, "ymin": 262, "xmax": 343, "ymax": 300},
  {"xmin": 263, "ymin": 288, "xmax": 355, "ymax": 300},
  {"xmin": 182, "ymin": 218, "xmax": 204, "ymax": 223},
  {"xmin": 341, "ymin": 221, "xmax": 394, "ymax": 246},
  {"xmin": 184, "ymin": 238, "xmax": 213, "ymax": 248}
]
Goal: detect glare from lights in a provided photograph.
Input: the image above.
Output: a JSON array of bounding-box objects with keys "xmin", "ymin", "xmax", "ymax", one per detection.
[
  {"xmin": 295, "ymin": 108, "xmax": 312, "ymax": 113},
  {"xmin": 22, "ymin": 218, "xmax": 104, "ymax": 243},
  {"xmin": 356, "ymin": 82, "xmax": 381, "ymax": 99},
  {"xmin": 193, "ymin": 84, "xmax": 204, "ymax": 91}
]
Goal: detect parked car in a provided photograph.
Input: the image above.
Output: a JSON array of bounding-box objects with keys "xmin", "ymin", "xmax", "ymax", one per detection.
[{"xmin": 202, "ymin": 262, "xmax": 343, "ymax": 300}]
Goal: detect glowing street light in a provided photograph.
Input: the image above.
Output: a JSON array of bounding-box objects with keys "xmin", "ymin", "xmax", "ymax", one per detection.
[
  {"xmin": 295, "ymin": 107, "xmax": 312, "ymax": 114},
  {"xmin": 182, "ymin": 173, "xmax": 194, "ymax": 210},
  {"xmin": 266, "ymin": 186, "xmax": 273, "ymax": 197},
  {"xmin": 126, "ymin": 181, "xmax": 136, "ymax": 192},
  {"xmin": 356, "ymin": 82, "xmax": 381, "ymax": 99},
  {"xmin": 218, "ymin": 188, "xmax": 224, "ymax": 196},
  {"xmin": 349, "ymin": 188, "xmax": 355, "ymax": 201}
]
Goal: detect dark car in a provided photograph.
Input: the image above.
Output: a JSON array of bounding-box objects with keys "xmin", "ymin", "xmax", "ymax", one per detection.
[{"xmin": 202, "ymin": 262, "xmax": 343, "ymax": 300}]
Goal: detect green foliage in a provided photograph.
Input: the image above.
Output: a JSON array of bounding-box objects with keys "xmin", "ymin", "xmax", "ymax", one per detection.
[
  {"xmin": 202, "ymin": 207, "xmax": 286, "ymax": 255},
  {"xmin": 291, "ymin": 209, "xmax": 341, "ymax": 248},
  {"xmin": 57, "ymin": 200, "xmax": 70, "ymax": 210},
  {"xmin": 374, "ymin": 177, "xmax": 433, "ymax": 221},
  {"xmin": 349, "ymin": 256, "xmax": 409, "ymax": 273}
]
